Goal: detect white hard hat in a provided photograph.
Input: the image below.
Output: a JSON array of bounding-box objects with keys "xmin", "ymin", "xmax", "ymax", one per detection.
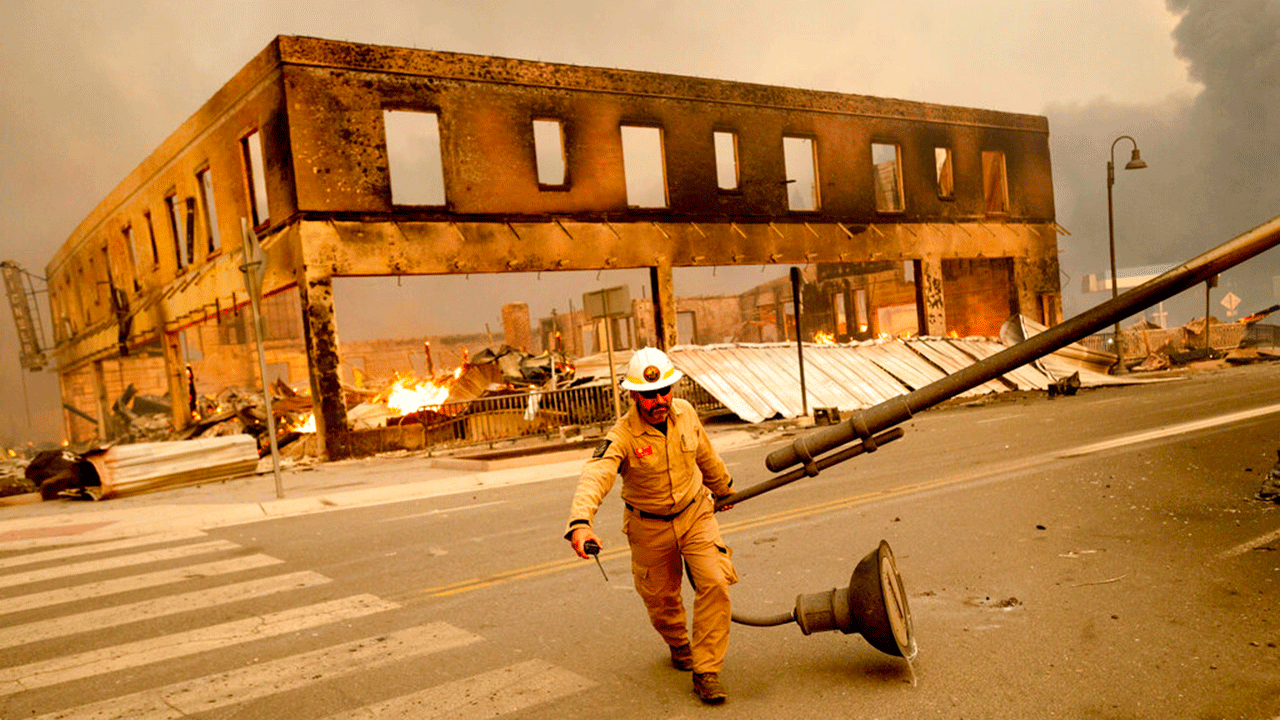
[{"xmin": 620, "ymin": 347, "xmax": 683, "ymax": 391}]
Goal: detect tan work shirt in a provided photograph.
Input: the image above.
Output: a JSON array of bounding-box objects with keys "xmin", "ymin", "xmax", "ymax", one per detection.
[{"xmin": 566, "ymin": 398, "xmax": 732, "ymax": 536}]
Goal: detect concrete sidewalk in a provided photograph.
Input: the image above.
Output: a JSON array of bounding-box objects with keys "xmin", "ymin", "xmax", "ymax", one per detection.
[{"xmin": 0, "ymin": 428, "xmax": 770, "ymax": 552}]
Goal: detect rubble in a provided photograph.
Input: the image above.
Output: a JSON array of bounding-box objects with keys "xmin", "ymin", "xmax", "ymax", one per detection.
[{"xmin": 1260, "ymin": 449, "xmax": 1280, "ymax": 504}]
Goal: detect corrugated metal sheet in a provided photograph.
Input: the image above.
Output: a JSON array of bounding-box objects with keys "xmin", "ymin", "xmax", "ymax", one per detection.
[
  {"xmin": 904, "ymin": 339, "xmax": 1010, "ymax": 395},
  {"xmin": 947, "ymin": 338, "xmax": 1054, "ymax": 391},
  {"xmin": 616, "ymin": 333, "xmax": 1149, "ymax": 424},
  {"xmin": 668, "ymin": 342, "xmax": 915, "ymax": 423}
]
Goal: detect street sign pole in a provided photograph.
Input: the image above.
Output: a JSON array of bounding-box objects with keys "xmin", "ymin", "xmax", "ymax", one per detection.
[{"xmin": 240, "ymin": 218, "xmax": 284, "ymax": 499}]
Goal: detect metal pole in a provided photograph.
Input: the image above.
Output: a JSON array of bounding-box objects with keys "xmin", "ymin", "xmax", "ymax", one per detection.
[
  {"xmin": 1205, "ymin": 281, "xmax": 1212, "ymax": 352},
  {"xmin": 240, "ymin": 218, "xmax": 283, "ymax": 499},
  {"xmin": 1106, "ymin": 156, "xmax": 1126, "ymax": 374},
  {"xmin": 603, "ymin": 298, "xmax": 620, "ymax": 422},
  {"xmin": 790, "ymin": 266, "xmax": 808, "ymax": 417}
]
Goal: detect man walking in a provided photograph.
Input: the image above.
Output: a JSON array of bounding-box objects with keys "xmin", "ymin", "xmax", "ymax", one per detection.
[{"xmin": 565, "ymin": 347, "xmax": 738, "ymax": 704}]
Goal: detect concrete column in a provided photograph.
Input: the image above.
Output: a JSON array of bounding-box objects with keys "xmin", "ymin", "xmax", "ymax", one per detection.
[
  {"xmin": 650, "ymin": 263, "xmax": 678, "ymax": 350},
  {"xmin": 916, "ymin": 257, "xmax": 947, "ymax": 336},
  {"xmin": 297, "ymin": 270, "xmax": 351, "ymax": 461},
  {"xmin": 1013, "ymin": 252, "xmax": 1063, "ymax": 326},
  {"xmin": 161, "ymin": 331, "xmax": 188, "ymax": 431},
  {"xmin": 91, "ymin": 360, "xmax": 110, "ymax": 441},
  {"xmin": 501, "ymin": 302, "xmax": 532, "ymax": 351}
]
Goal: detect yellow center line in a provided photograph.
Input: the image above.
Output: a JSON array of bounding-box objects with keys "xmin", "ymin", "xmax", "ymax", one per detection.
[{"xmin": 403, "ymin": 462, "xmax": 1043, "ymax": 601}]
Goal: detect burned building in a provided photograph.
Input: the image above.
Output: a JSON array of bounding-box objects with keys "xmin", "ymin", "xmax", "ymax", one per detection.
[{"xmin": 45, "ymin": 35, "xmax": 1062, "ymax": 459}]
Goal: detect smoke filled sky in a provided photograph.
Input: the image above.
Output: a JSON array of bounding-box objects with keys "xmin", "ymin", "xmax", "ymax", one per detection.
[{"xmin": 2, "ymin": 0, "xmax": 1278, "ymax": 443}]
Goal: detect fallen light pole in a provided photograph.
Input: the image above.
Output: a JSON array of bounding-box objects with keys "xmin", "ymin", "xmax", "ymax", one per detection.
[
  {"xmin": 715, "ymin": 213, "xmax": 1280, "ymax": 665},
  {"xmin": 749, "ymin": 213, "xmax": 1280, "ymax": 483}
]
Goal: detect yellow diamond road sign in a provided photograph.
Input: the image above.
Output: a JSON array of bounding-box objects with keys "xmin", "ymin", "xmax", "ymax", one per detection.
[{"xmin": 1221, "ymin": 291, "xmax": 1241, "ymax": 315}]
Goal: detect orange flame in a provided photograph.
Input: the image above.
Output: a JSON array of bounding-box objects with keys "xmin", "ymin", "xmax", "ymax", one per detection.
[
  {"xmin": 289, "ymin": 414, "xmax": 316, "ymax": 433},
  {"xmin": 378, "ymin": 373, "xmax": 456, "ymax": 415},
  {"xmin": 813, "ymin": 331, "xmax": 836, "ymax": 345}
]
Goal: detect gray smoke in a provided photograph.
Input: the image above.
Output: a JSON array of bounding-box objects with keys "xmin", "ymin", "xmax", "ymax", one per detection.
[{"xmin": 1050, "ymin": 0, "xmax": 1280, "ymax": 321}]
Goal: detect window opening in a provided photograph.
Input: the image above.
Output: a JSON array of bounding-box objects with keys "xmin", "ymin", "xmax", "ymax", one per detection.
[
  {"xmin": 122, "ymin": 225, "xmax": 140, "ymax": 291},
  {"xmin": 677, "ymin": 310, "xmax": 698, "ymax": 345},
  {"xmin": 982, "ymin": 150, "xmax": 1008, "ymax": 214},
  {"xmin": 935, "ymin": 147, "xmax": 954, "ymax": 199},
  {"xmin": 196, "ymin": 167, "xmax": 221, "ymax": 253},
  {"xmin": 714, "ymin": 131, "xmax": 739, "ymax": 191},
  {"xmin": 241, "ymin": 130, "xmax": 270, "ymax": 226},
  {"xmin": 143, "ymin": 211, "xmax": 159, "ymax": 266},
  {"xmin": 184, "ymin": 198, "xmax": 196, "ymax": 267},
  {"xmin": 533, "ymin": 119, "xmax": 566, "ymax": 187},
  {"xmin": 620, "ymin": 125, "xmax": 667, "ymax": 208},
  {"xmin": 833, "ymin": 292, "xmax": 848, "ymax": 335},
  {"xmin": 384, "ymin": 110, "xmax": 446, "ymax": 206},
  {"xmin": 872, "ymin": 143, "xmax": 903, "ymax": 212},
  {"xmin": 783, "ymin": 136, "xmax": 819, "ymax": 211},
  {"xmin": 854, "ymin": 288, "xmax": 869, "ymax": 333},
  {"xmin": 165, "ymin": 194, "xmax": 188, "ymax": 269}
]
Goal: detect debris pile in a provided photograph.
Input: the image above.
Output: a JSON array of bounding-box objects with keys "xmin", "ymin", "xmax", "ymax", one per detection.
[
  {"xmin": 1114, "ymin": 306, "xmax": 1279, "ymax": 372},
  {"xmin": 75, "ymin": 345, "xmax": 579, "ymax": 462}
]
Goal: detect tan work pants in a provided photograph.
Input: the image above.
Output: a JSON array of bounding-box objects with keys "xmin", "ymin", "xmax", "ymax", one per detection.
[{"xmin": 624, "ymin": 492, "xmax": 738, "ymax": 674}]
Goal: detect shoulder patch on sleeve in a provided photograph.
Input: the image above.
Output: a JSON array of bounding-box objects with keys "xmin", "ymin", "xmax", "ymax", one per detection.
[{"xmin": 592, "ymin": 439, "xmax": 613, "ymax": 459}]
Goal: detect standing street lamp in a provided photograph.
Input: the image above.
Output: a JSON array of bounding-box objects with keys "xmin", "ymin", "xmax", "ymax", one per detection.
[{"xmin": 1106, "ymin": 135, "xmax": 1148, "ymax": 374}]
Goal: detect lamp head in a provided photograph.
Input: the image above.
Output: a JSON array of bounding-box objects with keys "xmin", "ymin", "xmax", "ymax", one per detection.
[{"xmin": 1124, "ymin": 147, "xmax": 1148, "ymax": 170}]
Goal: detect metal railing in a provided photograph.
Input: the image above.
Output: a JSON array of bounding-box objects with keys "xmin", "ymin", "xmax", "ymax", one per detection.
[
  {"xmin": 399, "ymin": 377, "xmax": 727, "ymax": 449},
  {"xmin": 1079, "ymin": 323, "xmax": 1248, "ymax": 360}
]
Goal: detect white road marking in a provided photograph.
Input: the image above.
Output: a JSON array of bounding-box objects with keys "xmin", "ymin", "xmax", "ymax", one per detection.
[
  {"xmin": 1220, "ymin": 526, "xmax": 1280, "ymax": 558},
  {"xmin": 0, "ymin": 529, "xmax": 207, "ymax": 572},
  {"xmin": 0, "ymin": 571, "xmax": 331, "ymax": 649},
  {"xmin": 1057, "ymin": 402, "xmax": 1280, "ymax": 458},
  {"xmin": 0, "ymin": 594, "xmax": 398, "ymax": 696},
  {"xmin": 379, "ymin": 499, "xmax": 507, "ymax": 522},
  {"xmin": 320, "ymin": 659, "xmax": 594, "ymax": 719},
  {"xmin": 0, "ymin": 554, "xmax": 283, "ymax": 616},
  {"xmin": 28, "ymin": 623, "xmax": 481, "ymax": 720},
  {"xmin": 0, "ymin": 539, "xmax": 240, "ymax": 590}
]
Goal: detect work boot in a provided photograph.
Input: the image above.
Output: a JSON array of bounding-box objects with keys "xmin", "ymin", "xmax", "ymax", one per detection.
[
  {"xmin": 692, "ymin": 672, "xmax": 727, "ymax": 704},
  {"xmin": 669, "ymin": 643, "xmax": 693, "ymax": 671}
]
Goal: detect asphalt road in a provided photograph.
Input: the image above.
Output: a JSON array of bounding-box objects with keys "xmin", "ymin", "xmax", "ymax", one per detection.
[{"xmin": 2, "ymin": 362, "xmax": 1278, "ymax": 719}]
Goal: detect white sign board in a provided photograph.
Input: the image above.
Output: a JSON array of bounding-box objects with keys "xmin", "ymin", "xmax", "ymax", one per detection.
[
  {"xmin": 1221, "ymin": 291, "xmax": 1241, "ymax": 316},
  {"xmin": 583, "ymin": 286, "xmax": 631, "ymax": 319}
]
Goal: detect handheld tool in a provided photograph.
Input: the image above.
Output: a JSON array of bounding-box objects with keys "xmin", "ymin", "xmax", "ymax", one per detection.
[{"xmin": 583, "ymin": 539, "xmax": 608, "ymax": 582}]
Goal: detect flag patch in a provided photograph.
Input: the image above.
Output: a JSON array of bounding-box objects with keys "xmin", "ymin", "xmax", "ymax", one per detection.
[{"xmin": 635, "ymin": 445, "xmax": 653, "ymax": 458}]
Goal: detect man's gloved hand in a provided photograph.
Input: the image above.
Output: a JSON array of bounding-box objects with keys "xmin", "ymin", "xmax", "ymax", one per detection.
[{"xmin": 569, "ymin": 527, "xmax": 603, "ymax": 559}]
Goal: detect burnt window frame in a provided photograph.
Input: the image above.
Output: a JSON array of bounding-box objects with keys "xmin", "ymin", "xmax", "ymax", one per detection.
[
  {"xmin": 712, "ymin": 128, "xmax": 741, "ymax": 194},
  {"xmin": 195, "ymin": 164, "xmax": 222, "ymax": 255},
  {"xmin": 240, "ymin": 128, "xmax": 270, "ymax": 229},
  {"xmin": 382, "ymin": 107, "xmax": 448, "ymax": 207},
  {"xmin": 982, "ymin": 149, "xmax": 1010, "ymax": 215},
  {"xmin": 871, "ymin": 141, "xmax": 905, "ymax": 214},
  {"xmin": 121, "ymin": 223, "xmax": 140, "ymax": 292},
  {"xmin": 618, "ymin": 122, "xmax": 669, "ymax": 209},
  {"xmin": 934, "ymin": 146, "xmax": 955, "ymax": 201},
  {"xmin": 164, "ymin": 191, "xmax": 189, "ymax": 270},
  {"xmin": 782, "ymin": 134, "xmax": 821, "ymax": 213},
  {"xmin": 532, "ymin": 116, "xmax": 570, "ymax": 191},
  {"xmin": 142, "ymin": 210, "xmax": 160, "ymax": 268}
]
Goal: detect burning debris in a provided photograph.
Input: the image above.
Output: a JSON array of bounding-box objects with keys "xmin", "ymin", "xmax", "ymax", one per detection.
[{"xmin": 74, "ymin": 344, "xmax": 582, "ymax": 471}]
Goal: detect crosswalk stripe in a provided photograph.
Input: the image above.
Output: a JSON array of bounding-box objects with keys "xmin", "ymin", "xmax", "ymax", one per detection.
[
  {"xmin": 0, "ymin": 571, "xmax": 332, "ymax": 649},
  {"xmin": 0, "ymin": 594, "xmax": 399, "ymax": 696},
  {"xmin": 0, "ymin": 530, "xmax": 208, "ymax": 572},
  {"xmin": 0, "ymin": 539, "xmax": 239, "ymax": 590},
  {"xmin": 320, "ymin": 659, "xmax": 594, "ymax": 719},
  {"xmin": 0, "ymin": 554, "xmax": 283, "ymax": 616},
  {"xmin": 28, "ymin": 622, "xmax": 481, "ymax": 720}
]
